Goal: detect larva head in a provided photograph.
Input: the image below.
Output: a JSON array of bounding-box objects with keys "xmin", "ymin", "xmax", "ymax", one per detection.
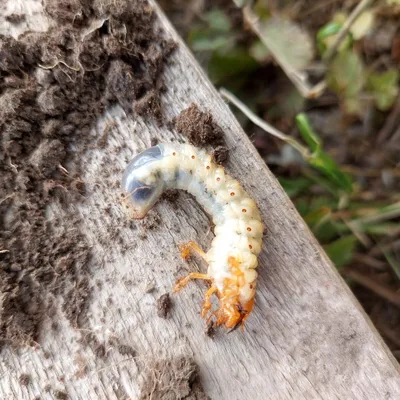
[{"xmin": 121, "ymin": 146, "xmax": 165, "ymax": 219}]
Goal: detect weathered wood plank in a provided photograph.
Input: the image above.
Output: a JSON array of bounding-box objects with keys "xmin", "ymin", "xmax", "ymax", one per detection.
[{"xmin": 1, "ymin": 1, "xmax": 400, "ymax": 399}]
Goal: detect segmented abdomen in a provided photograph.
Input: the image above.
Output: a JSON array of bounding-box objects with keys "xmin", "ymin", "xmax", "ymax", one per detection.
[{"xmin": 150, "ymin": 143, "xmax": 263, "ymax": 300}]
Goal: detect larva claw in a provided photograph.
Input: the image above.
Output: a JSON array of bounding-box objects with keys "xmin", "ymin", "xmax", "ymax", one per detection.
[{"xmin": 179, "ymin": 241, "xmax": 208, "ymax": 262}]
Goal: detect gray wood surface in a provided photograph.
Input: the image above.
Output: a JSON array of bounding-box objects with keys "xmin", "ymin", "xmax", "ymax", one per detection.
[{"xmin": 1, "ymin": 1, "xmax": 400, "ymax": 399}]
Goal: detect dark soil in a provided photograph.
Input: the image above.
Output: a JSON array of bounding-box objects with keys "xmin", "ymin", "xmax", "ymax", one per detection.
[
  {"xmin": 19, "ymin": 374, "xmax": 31, "ymax": 386},
  {"xmin": 174, "ymin": 103, "xmax": 226, "ymax": 151},
  {"xmin": 204, "ymin": 319, "xmax": 217, "ymax": 339},
  {"xmin": 212, "ymin": 145, "xmax": 229, "ymax": 165},
  {"xmin": 161, "ymin": 189, "xmax": 180, "ymax": 203},
  {"xmin": 117, "ymin": 343, "xmax": 136, "ymax": 357},
  {"xmin": 157, "ymin": 293, "xmax": 172, "ymax": 319},
  {"xmin": 54, "ymin": 390, "xmax": 68, "ymax": 400},
  {"xmin": 140, "ymin": 356, "xmax": 209, "ymax": 400},
  {"xmin": 0, "ymin": 0, "xmax": 175, "ymax": 350},
  {"xmin": 5, "ymin": 14, "xmax": 26, "ymax": 24}
]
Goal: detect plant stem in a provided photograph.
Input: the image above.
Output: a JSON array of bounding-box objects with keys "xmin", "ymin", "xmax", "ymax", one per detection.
[
  {"xmin": 324, "ymin": 0, "xmax": 375, "ymax": 61},
  {"xmin": 220, "ymin": 88, "xmax": 310, "ymax": 158}
]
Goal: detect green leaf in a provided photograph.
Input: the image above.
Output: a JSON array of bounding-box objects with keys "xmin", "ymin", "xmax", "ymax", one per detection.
[
  {"xmin": 308, "ymin": 196, "xmax": 339, "ymax": 211},
  {"xmin": 381, "ymin": 249, "xmax": 400, "ymax": 281},
  {"xmin": 303, "ymin": 206, "xmax": 331, "ymax": 226},
  {"xmin": 188, "ymin": 8, "xmax": 235, "ymax": 53},
  {"xmin": 278, "ymin": 177, "xmax": 312, "ymax": 198},
  {"xmin": 367, "ymin": 69, "xmax": 399, "ymax": 111},
  {"xmin": 232, "ymin": 0, "xmax": 250, "ymax": 8},
  {"xmin": 189, "ymin": 30, "xmax": 234, "ymax": 52},
  {"xmin": 304, "ymin": 171, "xmax": 344, "ymax": 197},
  {"xmin": 362, "ymin": 222, "xmax": 400, "ymax": 236},
  {"xmin": 350, "ymin": 10, "xmax": 375, "ymax": 40},
  {"xmin": 254, "ymin": 0, "xmax": 271, "ymax": 19},
  {"xmin": 314, "ymin": 220, "xmax": 342, "ymax": 243},
  {"xmin": 317, "ymin": 18, "xmax": 354, "ymax": 56},
  {"xmin": 295, "ymin": 198, "xmax": 310, "ymax": 216},
  {"xmin": 296, "ymin": 113, "xmax": 321, "ymax": 151},
  {"xmin": 295, "ymin": 113, "xmax": 353, "ymax": 193},
  {"xmin": 204, "ymin": 9, "xmax": 231, "ymax": 32},
  {"xmin": 317, "ymin": 22, "xmax": 342, "ymax": 42},
  {"xmin": 308, "ymin": 151, "xmax": 353, "ymax": 193},
  {"xmin": 327, "ymin": 50, "xmax": 365, "ymax": 114},
  {"xmin": 325, "ymin": 235, "xmax": 358, "ymax": 269},
  {"xmin": 257, "ymin": 16, "xmax": 314, "ymax": 71},
  {"xmin": 280, "ymin": 89, "xmax": 306, "ymax": 118},
  {"xmin": 249, "ymin": 40, "xmax": 271, "ymax": 63},
  {"xmin": 316, "ymin": 21, "xmax": 342, "ymax": 55},
  {"xmin": 208, "ymin": 48, "xmax": 259, "ymax": 84}
]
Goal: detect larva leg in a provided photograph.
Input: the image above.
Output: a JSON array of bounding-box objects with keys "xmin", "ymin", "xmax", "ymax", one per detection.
[
  {"xmin": 201, "ymin": 286, "xmax": 218, "ymax": 318},
  {"xmin": 173, "ymin": 272, "xmax": 211, "ymax": 292},
  {"xmin": 179, "ymin": 241, "xmax": 207, "ymax": 262}
]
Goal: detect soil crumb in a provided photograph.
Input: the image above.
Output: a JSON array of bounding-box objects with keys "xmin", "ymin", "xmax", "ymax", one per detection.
[
  {"xmin": 54, "ymin": 390, "xmax": 68, "ymax": 400},
  {"xmin": 5, "ymin": 14, "xmax": 26, "ymax": 24},
  {"xmin": 161, "ymin": 189, "xmax": 180, "ymax": 203},
  {"xmin": 0, "ymin": 0, "xmax": 175, "ymax": 350},
  {"xmin": 150, "ymin": 137, "xmax": 159, "ymax": 146},
  {"xmin": 157, "ymin": 293, "xmax": 172, "ymax": 319},
  {"xmin": 204, "ymin": 322, "xmax": 216, "ymax": 339},
  {"xmin": 140, "ymin": 356, "xmax": 209, "ymax": 400},
  {"xmin": 118, "ymin": 343, "xmax": 136, "ymax": 357},
  {"xmin": 212, "ymin": 145, "xmax": 229, "ymax": 165},
  {"xmin": 19, "ymin": 374, "xmax": 31, "ymax": 386},
  {"xmin": 174, "ymin": 103, "xmax": 224, "ymax": 148}
]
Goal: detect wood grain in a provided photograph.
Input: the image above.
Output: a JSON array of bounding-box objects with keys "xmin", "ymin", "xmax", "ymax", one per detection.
[{"xmin": 1, "ymin": 1, "xmax": 399, "ymax": 399}]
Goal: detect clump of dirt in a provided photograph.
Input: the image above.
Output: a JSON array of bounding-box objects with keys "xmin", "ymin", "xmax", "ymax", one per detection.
[
  {"xmin": 117, "ymin": 343, "xmax": 136, "ymax": 357},
  {"xmin": 150, "ymin": 137, "xmax": 159, "ymax": 146},
  {"xmin": 204, "ymin": 322, "xmax": 216, "ymax": 339},
  {"xmin": 157, "ymin": 293, "xmax": 172, "ymax": 319},
  {"xmin": 5, "ymin": 14, "xmax": 26, "ymax": 24},
  {"xmin": 212, "ymin": 145, "xmax": 229, "ymax": 165},
  {"xmin": 0, "ymin": 215, "xmax": 90, "ymax": 348},
  {"xmin": 0, "ymin": 0, "xmax": 175, "ymax": 350},
  {"xmin": 19, "ymin": 374, "xmax": 31, "ymax": 386},
  {"xmin": 161, "ymin": 189, "xmax": 180, "ymax": 203},
  {"xmin": 174, "ymin": 103, "xmax": 225, "ymax": 148},
  {"xmin": 140, "ymin": 356, "xmax": 209, "ymax": 400},
  {"xmin": 53, "ymin": 390, "xmax": 68, "ymax": 400}
]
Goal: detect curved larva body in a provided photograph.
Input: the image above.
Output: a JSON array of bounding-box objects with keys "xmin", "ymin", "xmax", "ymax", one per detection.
[{"xmin": 121, "ymin": 143, "xmax": 263, "ymax": 329}]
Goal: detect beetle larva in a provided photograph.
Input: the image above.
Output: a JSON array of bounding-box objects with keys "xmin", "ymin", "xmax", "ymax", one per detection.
[{"xmin": 121, "ymin": 143, "xmax": 263, "ymax": 329}]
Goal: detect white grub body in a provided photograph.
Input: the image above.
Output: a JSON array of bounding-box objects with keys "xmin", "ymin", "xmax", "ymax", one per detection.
[{"xmin": 122, "ymin": 143, "xmax": 263, "ymax": 315}]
